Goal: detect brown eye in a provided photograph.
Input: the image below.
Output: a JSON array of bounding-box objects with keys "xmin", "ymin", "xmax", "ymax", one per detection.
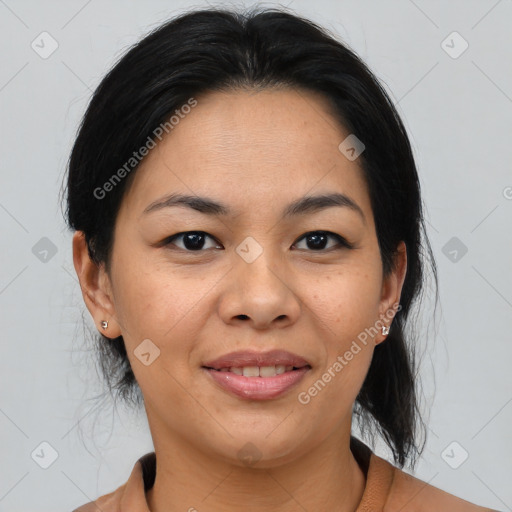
[
  {"xmin": 164, "ymin": 231, "xmax": 222, "ymax": 251},
  {"xmin": 293, "ymin": 231, "xmax": 352, "ymax": 251}
]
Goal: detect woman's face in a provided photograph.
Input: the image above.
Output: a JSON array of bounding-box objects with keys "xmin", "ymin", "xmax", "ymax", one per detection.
[{"xmin": 80, "ymin": 87, "xmax": 406, "ymax": 466}]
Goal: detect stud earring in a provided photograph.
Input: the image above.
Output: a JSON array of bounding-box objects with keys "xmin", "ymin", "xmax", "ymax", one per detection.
[
  {"xmin": 382, "ymin": 325, "xmax": 390, "ymax": 336},
  {"xmin": 101, "ymin": 320, "xmax": 108, "ymax": 330}
]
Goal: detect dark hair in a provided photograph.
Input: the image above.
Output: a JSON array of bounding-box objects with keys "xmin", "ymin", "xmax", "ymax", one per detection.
[{"xmin": 65, "ymin": 6, "xmax": 438, "ymax": 468}]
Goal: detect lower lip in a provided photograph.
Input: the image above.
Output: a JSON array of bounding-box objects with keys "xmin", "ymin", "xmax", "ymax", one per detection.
[{"xmin": 203, "ymin": 367, "xmax": 310, "ymax": 400}]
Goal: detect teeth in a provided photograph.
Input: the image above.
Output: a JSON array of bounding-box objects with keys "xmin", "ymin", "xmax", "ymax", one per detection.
[
  {"xmin": 214, "ymin": 365, "xmax": 303, "ymax": 377},
  {"xmin": 242, "ymin": 366, "xmax": 260, "ymax": 377},
  {"xmin": 259, "ymin": 366, "xmax": 276, "ymax": 377}
]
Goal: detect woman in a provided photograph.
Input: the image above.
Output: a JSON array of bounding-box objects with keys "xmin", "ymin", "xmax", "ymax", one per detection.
[{"xmin": 67, "ymin": 6, "xmax": 499, "ymax": 512}]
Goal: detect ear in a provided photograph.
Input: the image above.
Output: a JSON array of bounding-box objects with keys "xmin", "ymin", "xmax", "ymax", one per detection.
[
  {"xmin": 72, "ymin": 231, "xmax": 122, "ymax": 339},
  {"xmin": 376, "ymin": 240, "xmax": 407, "ymax": 344}
]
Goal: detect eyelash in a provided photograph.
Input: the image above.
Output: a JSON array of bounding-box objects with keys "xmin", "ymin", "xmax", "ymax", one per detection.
[{"xmin": 162, "ymin": 230, "xmax": 353, "ymax": 253}]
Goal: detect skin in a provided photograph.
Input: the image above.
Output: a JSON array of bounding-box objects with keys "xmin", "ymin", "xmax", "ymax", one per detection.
[{"xmin": 73, "ymin": 87, "xmax": 407, "ymax": 512}]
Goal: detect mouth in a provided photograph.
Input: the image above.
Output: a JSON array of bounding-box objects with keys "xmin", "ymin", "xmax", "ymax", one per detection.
[
  {"xmin": 201, "ymin": 350, "xmax": 312, "ymax": 400},
  {"xmin": 203, "ymin": 365, "xmax": 310, "ymax": 376}
]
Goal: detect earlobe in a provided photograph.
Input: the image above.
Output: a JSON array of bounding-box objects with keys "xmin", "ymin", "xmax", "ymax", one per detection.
[{"xmin": 72, "ymin": 231, "xmax": 122, "ymax": 338}]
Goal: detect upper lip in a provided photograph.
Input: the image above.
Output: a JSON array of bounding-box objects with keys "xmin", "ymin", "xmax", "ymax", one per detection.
[{"xmin": 202, "ymin": 349, "xmax": 311, "ymax": 370}]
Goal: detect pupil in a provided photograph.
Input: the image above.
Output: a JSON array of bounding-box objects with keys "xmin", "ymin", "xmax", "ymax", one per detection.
[
  {"xmin": 184, "ymin": 232, "xmax": 205, "ymax": 250},
  {"xmin": 307, "ymin": 233, "xmax": 327, "ymax": 250}
]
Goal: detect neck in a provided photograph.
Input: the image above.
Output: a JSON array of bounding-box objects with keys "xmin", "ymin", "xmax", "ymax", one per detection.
[{"xmin": 146, "ymin": 428, "xmax": 366, "ymax": 512}]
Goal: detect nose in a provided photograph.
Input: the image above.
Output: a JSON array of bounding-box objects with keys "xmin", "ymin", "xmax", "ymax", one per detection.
[{"xmin": 218, "ymin": 249, "xmax": 302, "ymax": 330}]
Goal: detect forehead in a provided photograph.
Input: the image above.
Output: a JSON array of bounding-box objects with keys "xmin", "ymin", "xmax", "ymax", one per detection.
[{"xmin": 120, "ymin": 87, "xmax": 373, "ymax": 225}]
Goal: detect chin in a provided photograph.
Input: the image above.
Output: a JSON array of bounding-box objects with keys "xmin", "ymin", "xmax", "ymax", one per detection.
[{"xmin": 203, "ymin": 428, "xmax": 313, "ymax": 469}]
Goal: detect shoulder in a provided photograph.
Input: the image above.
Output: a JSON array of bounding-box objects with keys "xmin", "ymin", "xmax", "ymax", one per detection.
[
  {"xmin": 72, "ymin": 483, "xmax": 127, "ymax": 512},
  {"xmin": 71, "ymin": 451, "xmax": 154, "ymax": 511},
  {"xmin": 385, "ymin": 464, "xmax": 499, "ymax": 512}
]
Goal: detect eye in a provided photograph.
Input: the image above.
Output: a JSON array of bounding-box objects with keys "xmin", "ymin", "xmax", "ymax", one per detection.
[
  {"xmin": 162, "ymin": 230, "xmax": 352, "ymax": 253},
  {"xmin": 163, "ymin": 231, "xmax": 222, "ymax": 252},
  {"xmin": 292, "ymin": 231, "xmax": 352, "ymax": 251}
]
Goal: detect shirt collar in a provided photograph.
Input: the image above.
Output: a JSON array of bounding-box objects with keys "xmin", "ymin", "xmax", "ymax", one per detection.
[{"xmin": 104, "ymin": 436, "xmax": 395, "ymax": 511}]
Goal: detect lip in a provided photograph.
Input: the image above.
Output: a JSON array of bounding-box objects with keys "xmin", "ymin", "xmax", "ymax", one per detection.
[
  {"xmin": 202, "ymin": 349, "xmax": 311, "ymax": 400},
  {"xmin": 202, "ymin": 349, "xmax": 311, "ymax": 370},
  {"xmin": 204, "ymin": 367, "xmax": 310, "ymax": 400}
]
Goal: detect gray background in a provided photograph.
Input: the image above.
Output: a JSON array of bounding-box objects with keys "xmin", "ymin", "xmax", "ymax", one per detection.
[{"xmin": 0, "ymin": 0, "xmax": 511, "ymax": 510}]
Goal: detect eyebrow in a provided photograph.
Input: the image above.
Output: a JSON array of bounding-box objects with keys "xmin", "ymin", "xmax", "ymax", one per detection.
[{"xmin": 143, "ymin": 192, "xmax": 366, "ymax": 224}]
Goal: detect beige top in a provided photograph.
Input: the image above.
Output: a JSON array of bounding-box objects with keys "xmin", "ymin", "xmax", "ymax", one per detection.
[{"xmin": 73, "ymin": 437, "xmax": 499, "ymax": 511}]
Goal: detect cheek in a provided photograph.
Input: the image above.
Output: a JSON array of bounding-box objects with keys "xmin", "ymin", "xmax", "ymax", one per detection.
[
  {"xmin": 109, "ymin": 250, "xmax": 226, "ymax": 387},
  {"xmin": 111, "ymin": 250, "xmax": 206, "ymax": 339},
  {"xmin": 109, "ymin": 262, "xmax": 209, "ymax": 403},
  {"xmin": 297, "ymin": 266, "xmax": 381, "ymax": 405},
  {"xmin": 296, "ymin": 286, "xmax": 376, "ymax": 430},
  {"xmin": 307, "ymin": 267, "xmax": 382, "ymax": 345}
]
